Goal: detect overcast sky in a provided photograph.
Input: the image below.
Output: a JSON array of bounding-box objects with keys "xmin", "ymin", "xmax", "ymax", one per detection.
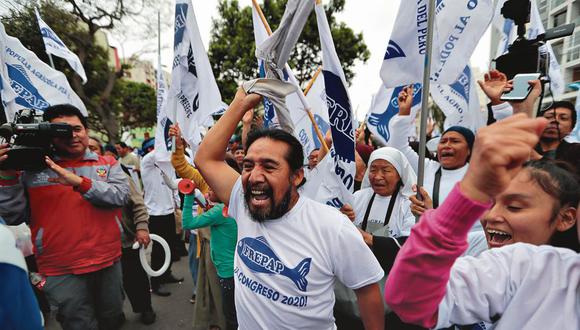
[{"xmin": 112, "ymin": 0, "xmax": 492, "ymax": 121}]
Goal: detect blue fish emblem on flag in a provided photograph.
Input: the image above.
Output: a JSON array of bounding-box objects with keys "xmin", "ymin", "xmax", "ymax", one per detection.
[
  {"xmin": 311, "ymin": 114, "xmax": 330, "ymax": 149},
  {"xmin": 368, "ymin": 84, "xmax": 421, "ymax": 143},
  {"xmin": 40, "ymin": 27, "xmax": 65, "ymax": 48},
  {"xmin": 6, "ymin": 64, "xmax": 50, "ymax": 111},
  {"xmin": 383, "ymin": 40, "xmax": 406, "ymax": 60},
  {"xmin": 237, "ymin": 236, "xmax": 312, "ymax": 292},
  {"xmin": 163, "ymin": 117, "xmax": 173, "ymax": 151}
]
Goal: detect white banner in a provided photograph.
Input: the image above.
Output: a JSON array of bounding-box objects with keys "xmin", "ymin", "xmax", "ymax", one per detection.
[
  {"xmin": 35, "ymin": 8, "xmax": 87, "ymax": 84},
  {"xmin": 166, "ymin": 0, "xmax": 227, "ymax": 147},
  {"xmin": 431, "ymin": 65, "xmax": 486, "ymax": 131},
  {"xmin": 154, "ymin": 55, "xmax": 172, "ymax": 163},
  {"xmin": 567, "ymin": 88, "xmax": 580, "ymax": 143},
  {"xmin": 366, "ymin": 83, "xmax": 422, "ymax": 146},
  {"xmin": 380, "ymin": 0, "xmax": 493, "ymax": 87},
  {"xmin": 493, "ymin": 0, "xmax": 564, "ymax": 96},
  {"xmin": 0, "ymin": 23, "xmax": 87, "ymax": 122},
  {"xmin": 306, "ymin": 3, "xmax": 357, "ymax": 207}
]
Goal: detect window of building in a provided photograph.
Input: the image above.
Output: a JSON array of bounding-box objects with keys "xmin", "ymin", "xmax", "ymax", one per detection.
[{"xmin": 553, "ymin": 10, "xmax": 567, "ymax": 28}]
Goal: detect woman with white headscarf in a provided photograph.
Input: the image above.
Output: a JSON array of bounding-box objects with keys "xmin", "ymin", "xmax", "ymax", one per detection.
[{"xmin": 342, "ymin": 147, "xmax": 417, "ymax": 241}]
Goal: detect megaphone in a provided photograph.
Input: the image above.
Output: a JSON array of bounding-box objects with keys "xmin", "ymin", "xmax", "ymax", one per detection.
[{"xmin": 178, "ymin": 178, "xmax": 196, "ymax": 195}]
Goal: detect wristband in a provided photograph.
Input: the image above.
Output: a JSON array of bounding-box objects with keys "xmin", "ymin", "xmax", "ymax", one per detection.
[{"xmin": 0, "ymin": 174, "xmax": 17, "ymax": 180}]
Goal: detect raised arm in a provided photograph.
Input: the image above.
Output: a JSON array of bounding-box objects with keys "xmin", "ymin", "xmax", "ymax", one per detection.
[
  {"xmin": 194, "ymin": 88, "xmax": 262, "ymax": 205},
  {"xmin": 169, "ymin": 124, "xmax": 210, "ymax": 194},
  {"xmin": 384, "ymin": 114, "xmax": 548, "ymax": 328}
]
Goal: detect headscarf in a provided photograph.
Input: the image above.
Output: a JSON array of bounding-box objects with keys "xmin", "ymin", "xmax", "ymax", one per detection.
[
  {"xmin": 362, "ymin": 147, "xmax": 417, "ymax": 197},
  {"xmin": 442, "ymin": 126, "xmax": 475, "ymax": 152}
]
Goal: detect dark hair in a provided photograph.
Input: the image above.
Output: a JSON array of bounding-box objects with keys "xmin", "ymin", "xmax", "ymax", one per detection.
[
  {"xmin": 104, "ymin": 144, "xmax": 118, "ymax": 157},
  {"xmin": 543, "ymin": 101, "xmax": 577, "ymax": 129},
  {"xmin": 245, "ymin": 128, "xmax": 304, "ymax": 173},
  {"xmin": 43, "ymin": 104, "xmax": 88, "ymax": 128},
  {"xmin": 225, "ymin": 153, "xmax": 241, "ymax": 174},
  {"xmin": 117, "ymin": 142, "xmax": 128, "ymax": 149},
  {"xmin": 524, "ymin": 160, "xmax": 580, "ymax": 252}
]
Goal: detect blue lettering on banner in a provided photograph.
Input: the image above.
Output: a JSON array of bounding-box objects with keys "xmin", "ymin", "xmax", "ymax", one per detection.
[
  {"xmin": 326, "ymin": 197, "xmax": 344, "ymax": 208},
  {"xmin": 40, "ymin": 27, "xmax": 65, "ymax": 48},
  {"xmin": 6, "ymin": 64, "xmax": 50, "ymax": 111},
  {"xmin": 432, "ymin": 0, "xmax": 479, "ymax": 81},
  {"xmin": 416, "ymin": 0, "xmax": 428, "ymax": 55},
  {"xmin": 237, "ymin": 236, "xmax": 311, "ymax": 292},
  {"xmin": 330, "ymin": 148, "xmax": 355, "ymax": 191},
  {"xmin": 298, "ymin": 129, "xmax": 312, "ymax": 152},
  {"xmin": 173, "ymin": 3, "xmax": 188, "ymax": 48},
  {"xmin": 383, "ymin": 40, "xmax": 406, "ymax": 60},
  {"xmin": 367, "ymin": 83, "xmax": 421, "ymax": 143},
  {"xmin": 322, "ymin": 70, "xmax": 355, "ymax": 162},
  {"xmin": 234, "ymin": 267, "xmax": 308, "ymax": 308},
  {"xmin": 258, "ymin": 60, "xmax": 276, "ymax": 128}
]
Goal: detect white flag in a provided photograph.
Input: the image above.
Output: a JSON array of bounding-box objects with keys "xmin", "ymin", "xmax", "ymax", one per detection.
[
  {"xmin": 493, "ymin": 0, "xmax": 564, "ymax": 96},
  {"xmin": 380, "ymin": 0, "xmax": 493, "ymax": 87},
  {"xmin": 306, "ymin": 3, "xmax": 356, "ymax": 208},
  {"xmin": 154, "ymin": 56, "xmax": 172, "ymax": 163},
  {"xmin": 303, "ymin": 72, "xmax": 330, "ymax": 150},
  {"xmin": 366, "ymin": 83, "xmax": 422, "ymax": 146},
  {"xmin": 35, "ymin": 8, "xmax": 87, "ymax": 84},
  {"xmin": 166, "ymin": 0, "xmax": 227, "ymax": 147},
  {"xmin": 0, "ymin": 23, "xmax": 87, "ymax": 122},
  {"xmin": 431, "ymin": 65, "xmax": 486, "ymax": 131}
]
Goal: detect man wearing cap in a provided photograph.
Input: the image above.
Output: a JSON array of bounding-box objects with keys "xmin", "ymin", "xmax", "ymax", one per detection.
[{"xmin": 140, "ymin": 138, "xmax": 183, "ymax": 296}]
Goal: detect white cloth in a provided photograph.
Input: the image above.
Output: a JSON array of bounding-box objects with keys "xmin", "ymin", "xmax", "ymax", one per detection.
[
  {"xmin": 228, "ymin": 178, "xmax": 384, "ymax": 330},
  {"xmin": 490, "ymin": 102, "xmax": 513, "ymax": 121},
  {"xmin": 361, "ymin": 147, "xmax": 417, "ymax": 198},
  {"xmin": 0, "ymin": 225, "xmax": 28, "ymax": 272},
  {"xmin": 436, "ymin": 243, "xmax": 580, "ymax": 330},
  {"xmin": 141, "ymin": 151, "xmax": 179, "ymax": 216},
  {"xmin": 352, "ymin": 188, "xmax": 415, "ymax": 238}
]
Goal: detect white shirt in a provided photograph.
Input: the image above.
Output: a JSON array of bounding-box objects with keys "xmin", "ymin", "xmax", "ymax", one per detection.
[
  {"xmin": 352, "ymin": 188, "xmax": 415, "ymax": 238},
  {"xmin": 141, "ymin": 151, "xmax": 179, "ymax": 216},
  {"xmin": 228, "ymin": 178, "xmax": 384, "ymax": 330},
  {"xmin": 437, "ymin": 243, "xmax": 580, "ymax": 330}
]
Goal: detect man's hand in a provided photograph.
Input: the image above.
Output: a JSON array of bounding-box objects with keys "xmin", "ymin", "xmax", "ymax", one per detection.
[
  {"xmin": 135, "ymin": 229, "xmax": 151, "ymax": 248},
  {"xmin": 460, "ymin": 113, "xmax": 548, "ymax": 203},
  {"xmin": 340, "ymin": 204, "xmax": 355, "ymax": 221},
  {"xmin": 509, "ymin": 79, "xmax": 542, "ymax": 117},
  {"xmin": 168, "ymin": 123, "xmax": 184, "ymax": 149},
  {"xmin": 234, "ymin": 88, "xmax": 262, "ymax": 113},
  {"xmin": 45, "ymin": 157, "xmax": 83, "ymax": 187},
  {"xmin": 477, "ymin": 70, "xmax": 511, "ymax": 105},
  {"xmin": 409, "ymin": 185, "xmax": 433, "ymax": 217},
  {"xmin": 397, "ymin": 85, "xmax": 414, "ymax": 116},
  {"xmin": 0, "ymin": 144, "xmax": 17, "ymax": 177}
]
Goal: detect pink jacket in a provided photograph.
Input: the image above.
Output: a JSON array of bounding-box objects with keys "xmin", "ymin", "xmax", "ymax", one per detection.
[{"xmin": 384, "ymin": 183, "xmax": 491, "ymax": 328}]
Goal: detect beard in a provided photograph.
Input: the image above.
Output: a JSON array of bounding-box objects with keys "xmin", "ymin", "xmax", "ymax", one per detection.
[{"xmin": 244, "ymin": 182, "xmax": 293, "ymax": 223}]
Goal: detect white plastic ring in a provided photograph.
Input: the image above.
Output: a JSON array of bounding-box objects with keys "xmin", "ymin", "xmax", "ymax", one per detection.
[{"xmin": 132, "ymin": 234, "xmax": 171, "ymax": 277}]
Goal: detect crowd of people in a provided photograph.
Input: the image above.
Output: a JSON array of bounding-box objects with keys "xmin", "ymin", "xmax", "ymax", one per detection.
[{"xmin": 0, "ymin": 66, "xmax": 579, "ymax": 330}]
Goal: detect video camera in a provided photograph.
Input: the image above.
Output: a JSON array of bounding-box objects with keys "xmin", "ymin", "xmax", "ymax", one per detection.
[
  {"xmin": 494, "ymin": 0, "xmax": 575, "ymax": 80},
  {"xmin": 0, "ymin": 109, "xmax": 72, "ymax": 171}
]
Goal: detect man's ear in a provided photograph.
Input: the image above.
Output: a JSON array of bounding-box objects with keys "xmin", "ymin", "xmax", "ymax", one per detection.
[
  {"xmin": 556, "ymin": 207, "xmax": 577, "ymax": 233},
  {"xmin": 292, "ymin": 168, "xmax": 305, "ymax": 187}
]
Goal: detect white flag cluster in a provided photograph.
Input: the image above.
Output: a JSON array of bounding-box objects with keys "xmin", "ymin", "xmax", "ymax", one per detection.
[
  {"xmin": 380, "ymin": 0, "xmax": 493, "ymax": 87},
  {"xmin": 493, "ymin": 0, "xmax": 564, "ymax": 96},
  {"xmin": 154, "ymin": 55, "xmax": 172, "ymax": 163},
  {"xmin": 165, "ymin": 0, "xmax": 226, "ymax": 148},
  {"xmin": 35, "ymin": 8, "xmax": 87, "ymax": 84},
  {"xmin": 0, "ymin": 23, "xmax": 86, "ymax": 122}
]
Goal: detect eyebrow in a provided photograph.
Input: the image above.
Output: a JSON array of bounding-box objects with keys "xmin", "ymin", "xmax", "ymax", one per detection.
[{"xmin": 502, "ymin": 193, "xmax": 532, "ymax": 201}]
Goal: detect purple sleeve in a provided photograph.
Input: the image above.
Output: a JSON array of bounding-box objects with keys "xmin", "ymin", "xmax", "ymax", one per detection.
[{"xmin": 384, "ymin": 183, "xmax": 491, "ymax": 328}]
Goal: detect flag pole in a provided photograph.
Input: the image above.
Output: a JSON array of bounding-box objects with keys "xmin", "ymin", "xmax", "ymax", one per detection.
[
  {"xmin": 415, "ymin": 0, "xmax": 436, "ymax": 222},
  {"xmin": 251, "ymin": 0, "xmax": 329, "ymax": 153},
  {"xmin": 303, "ymin": 67, "xmax": 322, "ymax": 95},
  {"xmin": 47, "ymin": 53, "xmax": 56, "ymax": 69}
]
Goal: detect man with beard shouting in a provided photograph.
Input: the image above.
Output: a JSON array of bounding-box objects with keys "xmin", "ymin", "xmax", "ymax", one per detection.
[{"xmin": 194, "ymin": 88, "xmax": 384, "ymax": 330}]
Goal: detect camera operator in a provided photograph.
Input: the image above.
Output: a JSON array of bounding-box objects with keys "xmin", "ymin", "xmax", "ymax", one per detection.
[{"xmin": 0, "ymin": 104, "xmax": 129, "ymax": 330}]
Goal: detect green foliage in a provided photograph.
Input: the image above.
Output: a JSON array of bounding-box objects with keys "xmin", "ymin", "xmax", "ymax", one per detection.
[
  {"xmin": 209, "ymin": 0, "xmax": 370, "ymax": 102},
  {"xmin": 111, "ymin": 80, "xmax": 157, "ymax": 129}
]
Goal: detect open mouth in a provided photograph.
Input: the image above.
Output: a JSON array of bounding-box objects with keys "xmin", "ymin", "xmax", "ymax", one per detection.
[
  {"xmin": 486, "ymin": 229, "xmax": 513, "ymax": 247},
  {"xmin": 440, "ymin": 150, "xmax": 454, "ymax": 158},
  {"xmin": 248, "ymin": 188, "xmax": 272, "ymax": 207}
]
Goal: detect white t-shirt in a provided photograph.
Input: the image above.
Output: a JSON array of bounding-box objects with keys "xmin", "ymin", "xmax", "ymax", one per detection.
[
  {"xmin": 141, "ymin": 151, "xmax": 179, "ymax": 216},
  {"xmin": 352, "ymin": 188, "xmax": 414, "ymax": 238},
  {"xmin": 228, "ymin": 178, "xmax": 384, "ymax": 330},
  {"xmin": 436, "ymin": 243, "xmax": 580, "ymax": 330}
]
